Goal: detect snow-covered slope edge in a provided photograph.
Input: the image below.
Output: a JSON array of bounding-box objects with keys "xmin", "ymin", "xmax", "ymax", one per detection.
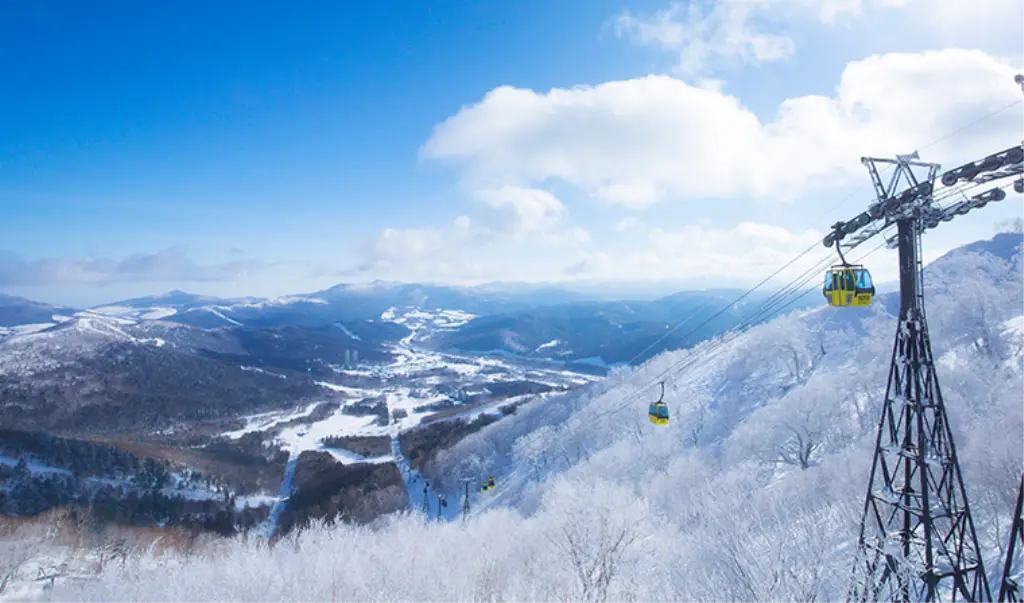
[{"xmin": 34, "ymin": 234, "xmax": 1024, "ymax": 601}]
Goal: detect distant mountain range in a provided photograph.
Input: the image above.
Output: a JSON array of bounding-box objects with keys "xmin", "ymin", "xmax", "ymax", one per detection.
[
  {"xmin": 0, "ymin": 231, "xmax": 1018, "ymax": 438},
  {"xmin": 0, "ymin": 279, "xmax": 825, "ymax": 371},
  {"xmin": 935, "ymin": 231, "xmax": 1023, "ymax": 266},
  {"xmin": 22, "ymin": 282, "xmax": 605, "ymax": 330}
]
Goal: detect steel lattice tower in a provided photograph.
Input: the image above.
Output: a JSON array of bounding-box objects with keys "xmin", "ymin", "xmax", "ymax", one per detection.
[
  {"xmin": 998, "ymin": 474, "xmax": 1024, "ymax": 602},
  {"xmin": 838, "ymin": 154, "xmax": 991, "ymax": 602}
]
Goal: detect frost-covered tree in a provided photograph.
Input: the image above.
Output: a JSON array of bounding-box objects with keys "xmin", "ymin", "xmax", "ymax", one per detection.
[
  {"xmin": 726, "ymin": 371, "xmax": 853, "ymax": 471},
  {"xmin": 0, "ymin": 535, "xmax": 36, "ymax": 596},
  {"xmin": 927, "ymin": 250, "xmax": 1022, "ymax": 360}
]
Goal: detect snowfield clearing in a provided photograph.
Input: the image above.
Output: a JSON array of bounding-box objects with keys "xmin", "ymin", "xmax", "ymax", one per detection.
[
  {"xmin": 221, "ymin": 402, "xmax": 324, "ymax": 439},
  {"xmin": 275, "ymin": 411, "xmax": 388, "ymax": 452}
]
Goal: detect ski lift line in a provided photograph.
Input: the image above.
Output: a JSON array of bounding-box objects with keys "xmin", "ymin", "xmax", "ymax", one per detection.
[
  {"xmin": 466, "ymin": 466, "xmax": 526, "ymax": 519},
  {"xmin": 583, "ymin": 247, "xmax": 834, "ymax": 425},
  {"xmin": 935, "ymin": 178, "xmax": 1020, "ymax": 208},
  {"xmin": 623, "ymin": 237, "xmax": 827, "ymax": 367},
  {"xmin": 586, "ymin": 236, "xmax": 892, "ymax": 426},
  {"xmin": 638, "ymin": 237, "xmax": 890, "ymax": 403},
  {"xmin": 632, "ymin": 240, "xmax": 886, "ymax": 411},
  {"xmin": 470, "ymin": 107, "xmax": 1018, "ymax": 506},
  {"xmin": 688, "ymin": 197, "xmax": 966, "ymax": 393},
  {"xmin": 933, "ymin": 171, "xmax": 1020, "ymax": 202},
  {"xmin": 439, "ymin": 191, "xmax": 1011, "ymax": 524},
  {"xmin": 623, "ymin": 299, "xmax": 718, "ymax": 366},
  {"xmin": 602, "ymin": 246, "xmax": 843, "ymax": 411},
  {"xmin": 588, "ymin": 242, "xmax": 863, "ymax": 425}
]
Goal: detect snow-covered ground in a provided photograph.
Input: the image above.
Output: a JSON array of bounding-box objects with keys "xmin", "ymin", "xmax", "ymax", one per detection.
[
  {"xmin": 220, "ymin": 402, "xmax": 324, "ymax": 439},
  {"xmin": 0, "ymin": 323, "xmax": 57, "ymax": 337},
  {"xmin": 220, "ymin": 308, "xmax": 598, "ymax": 462},
  {"xmin": 239, "ymin": 365, "xmax": 287, "ymax": 379},
  {"xmin": 333, "ymin": 323, "xmax": 361, "ymax": 340},
  {"xmin": 0, "ymin": 310, "xmax": 181, "ymax": 377},
  {"xmin": 383, "ymin": 306, "xmax": 476, "ymax": 335},
  {"xmin": 182, "ymin": 306, "xmax": 243, "ymax": 325}
]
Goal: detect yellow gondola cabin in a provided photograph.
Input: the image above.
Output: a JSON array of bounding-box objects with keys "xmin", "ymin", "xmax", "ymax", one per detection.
[
  {"xmin": 648, "ymin": 381, "xmax": 669, "ymax": 425},
  {"xmin": 648, "ymin": 402, "xmax": 669, "ymax": 425},
  {"xmin": 823, "ymin": 264, "xmax": 875, "ymax": 307}
]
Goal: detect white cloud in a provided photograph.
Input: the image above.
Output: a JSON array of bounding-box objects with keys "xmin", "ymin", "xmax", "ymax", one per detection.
[
  {"xmin": 553, "ymin": 219, "xmax": 969, "ymax": 287},
  {"xmin": 614, "ymin": 1, "xmax": 796, "ymax": 76},
  {"xmin": 564, "ymin": 251, "xmax": 613, "ymax": 276},
  {"xmin": 994, "ymin": 217, "xmax": 1024, "ymax": 235},
  {"xmin": 422, "ymin": 48, "xmax": 1021, "ymax": 210},
  {"xmin": 921, "ymin": 0, "xmax": 1023, "ymax": 42},
  {"xmin": 615, "ymin": 217, "xmax": 642, "ymax": 232},
  {"xmin": 361, "ymin": 216, "xmax": 490, "ymax": 270},
  {"xmin": 367, "ymin": 227, "xmax": 446, "ymax": 264},
  {"xmin": 0, "ymin": 247, "xmax": 263, "ymax": 286},
  {"xmin": 612, "ymin": 0, "xmax": 919, "ymax": 77},
  {"xmin": 546, "ymin": 226, "xmax": 592, "ymax": 247},
  {"xmin": 473, "ymin": 186, "xmax": 568, "ymax": 237},
  {"xmin": 610, "ymin": 0, "xmax": 1020, "ymax": 78},
  {"xmin": 646, "ymin": 221, "xmax": 824, "ymax": 277},
  {"xmin": 561, "ymin": 221, "xmax": 832, "ymax": 283},
  {"xmin": 358, "ymin": 188, "xmax": 582, "ymax": 275},
  {"xmin": 357, "ymin": 180, "xmax": 590, "ymax": 277}
]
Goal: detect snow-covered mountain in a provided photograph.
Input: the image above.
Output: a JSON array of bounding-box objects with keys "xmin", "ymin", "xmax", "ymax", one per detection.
[
  {"xmin": 90, "ymin": 282, "xmax": 603, "ymax": 329},
  {"xmin": 0, "ymin": 306, "xmax": 408, "ymax": 435},
  {"xmin": 13, "ymin": 233, "xmax": 1018, "ymax": 601},
  {"xmin": 0, "ymin": 294, "xmax": 78, "ymax": 329}
]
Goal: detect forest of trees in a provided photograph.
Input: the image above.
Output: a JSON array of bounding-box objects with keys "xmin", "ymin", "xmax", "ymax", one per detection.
[
  {"xmin": 273, "ymin": 451, "xmax": 408, "ymax": 535},
  {"xmin": 0, "ymin": 430, "xmax": 274, "ymax": 538},
  {"xmin": 0, "ymin": 342, "xmax": 322, "ymax": 436},
  {"xmin": 319, "ymin": 435, "xmax": 392, "ymax": 457},
  {"xmin": 0, "ymin": 457, "xmax": 265, "ymax": 537},
  {"xmin": 0, "ymin": 430, "xmax": 149, "ymax": 479}
]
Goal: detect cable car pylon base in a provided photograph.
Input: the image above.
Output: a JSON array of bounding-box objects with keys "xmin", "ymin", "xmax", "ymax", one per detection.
[
  {"xmin": 842, "ymin": 154, "xmax": 991, "ymax": 602},
  {"xmin": 998, "ymin": 473, "xmax": 1024, "ymax": 602}
]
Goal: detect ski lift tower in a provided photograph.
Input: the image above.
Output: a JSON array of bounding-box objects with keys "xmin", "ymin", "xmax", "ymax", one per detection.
[
  {"xmin": 825, "ymin": 135, "xmax": 1024, "ymax": 600},
  {"xmin": 460, "ymin": 478, "xmax": 472, "ymax": 521},
  {"xmin": 845, "ymin": 152, "xmax": 990, "ymax": 602},
  {"xmin": 823, "ymin": 78, "xmax": 1024, "ymax": 597}
]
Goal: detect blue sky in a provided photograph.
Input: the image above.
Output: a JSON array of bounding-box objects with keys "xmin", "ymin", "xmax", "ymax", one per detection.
[{"xmin": 1, "ymin": 0, "xmax": 1022, "ymax": 306}]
